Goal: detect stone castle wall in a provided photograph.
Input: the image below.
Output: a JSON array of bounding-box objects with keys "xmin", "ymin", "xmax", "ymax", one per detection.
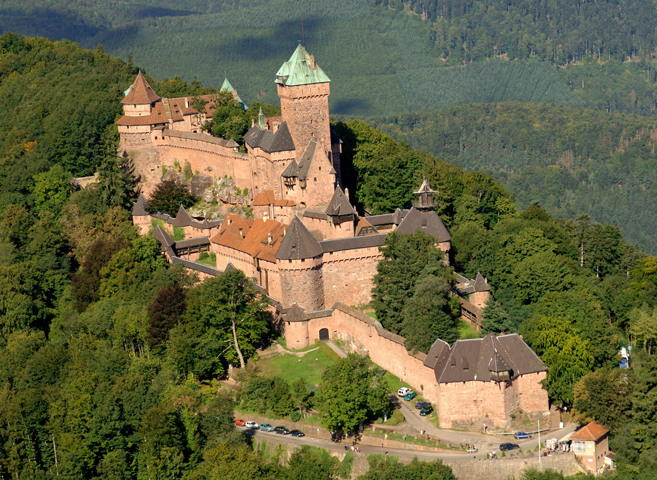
[
  {"xmin": 277, "ymin": 83, "xmax": 331, "ymax": 157},
  {"xmin": 284, "ymin": 304, "xmax": 549, "ymax": 429},
  {"xmin": 153, "ymin": 134, "xmax": 251, "ymax": 188},
  {"xmin": 303, "ymin": 216, "xmax": 355, "ymax": 240},
  {"xmin": 279, "ymin": 257, "xmax": 325, "ymax": 311},
  {"xmin": 321, "ymin": 249, "xmax": 381, "ymax": 307}
]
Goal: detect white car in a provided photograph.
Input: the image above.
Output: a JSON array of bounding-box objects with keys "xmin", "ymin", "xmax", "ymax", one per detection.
[
  {"xmin": 398, "ymin": 387, "xmax": 412, "ymax": 397},
  {"xmin": 245, "ymin": 421, "xmax": 259, "ymax": 429}
]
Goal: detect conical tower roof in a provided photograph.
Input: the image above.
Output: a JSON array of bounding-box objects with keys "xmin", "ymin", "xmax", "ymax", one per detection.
[
  {"xmin": 325, "ymin": 186, "xmax": 355, "ymax": 217},
  {"xmin": 122, "ymin": 72, "xmax": 160, "ymax": 104},
  {"xmin": 276, "ymin": 216, "xmax": 323, "ymax": 260},
  {"xmin": 275, "ymin": 45, "xmax": 330, "ymax": 87}
]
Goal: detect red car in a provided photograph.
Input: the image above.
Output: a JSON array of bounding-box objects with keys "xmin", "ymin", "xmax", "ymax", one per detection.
[{"xmin": 234, "ymin": 419, "xmax": 246, "ymax": 426}]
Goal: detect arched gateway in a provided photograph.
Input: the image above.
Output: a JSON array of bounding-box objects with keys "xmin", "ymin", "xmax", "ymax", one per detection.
[{"xmin": 319, "ymin": 328, "xmax": 329, "ymax": 341}]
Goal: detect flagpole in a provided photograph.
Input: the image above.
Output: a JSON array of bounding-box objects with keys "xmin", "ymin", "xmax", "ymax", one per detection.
[{"xmin": 538, "ymin": 419, "xmax": 541, "ymax": 464}]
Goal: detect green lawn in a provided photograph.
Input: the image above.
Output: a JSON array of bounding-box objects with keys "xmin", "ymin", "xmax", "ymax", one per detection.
[
  {"xmin": 458, "ymin": 320, "xmax": 481, "ymax": 339},
  {"xmin": 196, "ymin": 252, "xmax": 216, "ymax": 266},
  {"xmin": 257, "ymin": 349, "xmax": 335, "ymax": 388}
]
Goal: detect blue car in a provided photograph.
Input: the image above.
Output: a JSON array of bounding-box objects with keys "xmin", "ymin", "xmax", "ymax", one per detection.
[
  {"xmin": 259, "ymin": 423, "xmax": 274, "ymax": 432},
  {"xmin": 514, "ymin": 431, "xmax": 532, "ymax": 439}
]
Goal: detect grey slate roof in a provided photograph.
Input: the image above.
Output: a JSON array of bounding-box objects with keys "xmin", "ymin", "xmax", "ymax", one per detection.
[
  {"xmin": 282, "ymin": 141, "xmax": 316, "ymax": 180},
  {"xmin": 276, "ymin": 216, "xmax": 323, "ymax": 260},
  {"xmin": 303, "ymin": 210, "xmax": 329, "ymax": 220},
  {"xmin": 171, "ymin": 256, "xmax": 222, "ymax": 276},
  {"xmin": 474, "ymin": 272, "xmax": 491, "ymax": 292},
  {"xmin": 455, "ymin": 272, "xmax": 491, "ymax": 295},
  {"xmin": 174, "ymin": 237, "xmax": 210, "ymax": 249},
  {"xmin": 435, "ymin": 334, "xmax": 546, "ymax": 384},
  {"xmin": 423, "ymin": 338, "xmax": 451, "ymax": 370},
  {"xmin": 395, "ymin": 208, "xmax": 451, "ymax": 243},
  {"xmin": 365, "ymin": 209, "xmax": 409, "ymax": 227},
  {"xmin": 153, "ymin": 225, "xmax": 175, "ymax": 248},
  {"xmin": 244, "ymin": 122, "xmax": 295, "ymax": 153},
  {"xmin": 172, "ymin": 206, "xmax": 194, "ymax": 227},
  {"xmin": 325, "ymin": 186, "xmax": 355, "ymax": 217},
  {"xmin": 132, "ymin": 194, "xmax": 149, "ymax": 216},
  {"xmin": 319, "ymin": 233, "xmax": 387, "ymax": 253}
]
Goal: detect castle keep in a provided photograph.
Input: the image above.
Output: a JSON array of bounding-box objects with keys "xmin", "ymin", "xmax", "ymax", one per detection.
[{"xmin": 123, "ymin": 45, "xmax": 549, "ymax": 429}]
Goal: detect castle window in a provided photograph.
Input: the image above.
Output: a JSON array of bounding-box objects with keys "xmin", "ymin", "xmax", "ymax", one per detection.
[
  {"xmin": 314, "ymin": 178, "xmax": 317, "ymax": 182},
  {"xmin": 319, "ymin": 167, "xmax": 321, "ymax": 171}
]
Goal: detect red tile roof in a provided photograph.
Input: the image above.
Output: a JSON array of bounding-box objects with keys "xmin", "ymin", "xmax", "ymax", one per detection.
[
  {"xmin": 210, "ymin": 216, "xmax": 287, "ymax": 263},
  {"xmin": 253, "ymin": 189, "xmax": 296, "ymax": 207},
  {"xmin": 117, "ymin": 102, "xmax": 169, "ymax": 126},
  {"xmin": 570, "ymin": 422, "xmax": 610, "ymax": 441},
  {"xmin": 122, "ymin": 72, "xmax": 161, "ymax": 104}
]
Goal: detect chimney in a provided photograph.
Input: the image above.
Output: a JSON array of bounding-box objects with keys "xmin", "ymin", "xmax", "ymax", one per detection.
[
  {"xmin": 283, "ymin": 228, "xmax": 287, "ymax": 236},
  {"xmin": 310, "ymin": 54, "xmax": 316, "ymax": 70},
  {"xmin": 344, "ymin": 187, "xmax": 349, "ymax": 201},
  {"xmin": 185, "ymin": 97, "xmax": 189, "ymax": 109},
  {"xmin": 239, "ymin": 228, "xmax": 243, "ymax": 239},
  {"xmin": 267, "ymin": 232, "xmax": 272, "ymax": 245}
]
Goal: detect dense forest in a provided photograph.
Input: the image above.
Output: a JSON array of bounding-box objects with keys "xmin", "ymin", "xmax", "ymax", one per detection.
[
  {"xmin": 2, "ymin": 0, "xmax": 657, "ymax": 117},
  {"xmin": 373, "ymin": 0, "xmax": 657, "ymax": 65},
  {"xmin": 368, "ymin": 103, "xmax": 657, "ymax": 254},
  {"xmin": 2, "ymin": 32, "xmax": 657, "ymax": 479}
]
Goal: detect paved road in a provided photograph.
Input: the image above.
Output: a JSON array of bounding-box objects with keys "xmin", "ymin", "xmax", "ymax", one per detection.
[
  {"xmin": 396, "ymin": 399, "xmax": 577, "ymax": 454},
  {"xmin": 249, "ymin": 429, "xmax": 476, "ymax": 461}
]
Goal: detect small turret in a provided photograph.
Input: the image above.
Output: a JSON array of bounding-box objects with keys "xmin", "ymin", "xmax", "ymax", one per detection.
[
  {"xmin": 258, "ymin": 107, "xmax": 265, "ymax": 130},
  {"xmin": 413, "ymin": 180, "xmax": 437, "ymax": 211}
]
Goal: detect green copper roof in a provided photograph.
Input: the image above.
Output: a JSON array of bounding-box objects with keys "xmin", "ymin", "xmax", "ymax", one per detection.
[
  {"xmin": 220, "ymin": 77, "xmax": 235, "ymax": 92},
  {"xmin": 220, "ymin": 77, "xmax": 248, "ymax": 110},
  {"xmin": 275, "ymin": 45, "xmax": 330, "ymax": 86}
]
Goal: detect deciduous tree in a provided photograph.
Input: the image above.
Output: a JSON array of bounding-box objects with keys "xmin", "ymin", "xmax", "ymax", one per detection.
[{"xmin": 316, "ymin": 353, "xmax": 390, "ymax": 439}]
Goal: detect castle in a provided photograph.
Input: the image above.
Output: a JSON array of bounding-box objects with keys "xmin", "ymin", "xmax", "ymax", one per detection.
[{"xmin": 122, "ymin": 45, "xmax": 549, "ymax": 429}]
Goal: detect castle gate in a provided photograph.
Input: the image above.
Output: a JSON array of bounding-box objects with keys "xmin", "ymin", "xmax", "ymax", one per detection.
[{"xmin": 319, "ymin": 328, "xmax": 329, "ymax": 341}]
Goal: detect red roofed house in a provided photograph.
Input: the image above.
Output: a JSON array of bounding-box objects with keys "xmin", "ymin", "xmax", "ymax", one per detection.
[{"xmin": 571, "ymin": 422, "xmax": 611, "ymax": 475}]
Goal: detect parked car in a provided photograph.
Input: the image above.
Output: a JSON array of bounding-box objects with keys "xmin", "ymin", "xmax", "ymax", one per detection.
[
  {"xmin": 274, "ymin": 426, "xmax": 290, "ymax": 435},
  {"xmin": 398, "ymin": 387, "xmax": 412, "ymax": 396},
  {"xmin": 420, "ymin": 406, "xmax": 433, "ymax": 416},
  {"xmin": 499, "ymin": 443, "xmax": 519, "ymax": 451},
  {"xmin": 245, "ymin": 421, "xmax": 259, "ymax": 429},
  {"xmin": 415, "ymin": 401, "xmax": 431, "ymax": 410},
  {"xmin": 259, "ymin": 423, "xmax": 274, "ymax": 432},
  {"xmin": 290, "ymin": 430, "xmax": 305, "ymax": 437},
  {"xmin": 514, "ymin": 432, "xmax": 532, "ymax": 440},
  {"xmin": 404, "ymin": 391, "xmax": 417, "ymax": 401},
  {"xmin": 234, "ymin": 419, "xmax": 246, "ymax": 426},
  {"xmin": 466, "ymin": 446, "xmax": 478, "ymax": 453}
]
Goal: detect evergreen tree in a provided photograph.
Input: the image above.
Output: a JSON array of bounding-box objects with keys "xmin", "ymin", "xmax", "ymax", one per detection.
[
  {"xmin": 481, "ymin": 299, "xmax": 514, "ymax": 334},
  {"xmin": 147, "ymin": 283, "xmax": 187, "ymax": 351},
  {"xmin": 401, "ymin": 265, "xmax": 458, "ymax": 351},
  {"xmin": 147, "ymin": 180, "xmax": 197, "ymax": 217},
  {"xmin": 372, "ymin": 231, "xmax": 444, "ymax": 334}
]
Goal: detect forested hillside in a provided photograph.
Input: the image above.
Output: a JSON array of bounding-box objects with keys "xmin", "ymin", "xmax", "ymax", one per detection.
[
  {"xmin": 2, "ymin": 0, "xmax": 657, "ymax": 117},
  {"xmin": 369, "ymin": 104, "xmax": 657, "ymax": 254},
  {"xmin": 375, "ymin": 0, "xmax": 657, "ymax": 64},
  {"xmin": 1, "ymin": 34, "xmax": 657, "ymax": 479}
]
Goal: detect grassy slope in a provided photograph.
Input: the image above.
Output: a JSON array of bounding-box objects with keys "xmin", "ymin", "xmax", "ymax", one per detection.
[{"xmin": 257, "ymin": 347, "xmax": 335, "ymax": 388}]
